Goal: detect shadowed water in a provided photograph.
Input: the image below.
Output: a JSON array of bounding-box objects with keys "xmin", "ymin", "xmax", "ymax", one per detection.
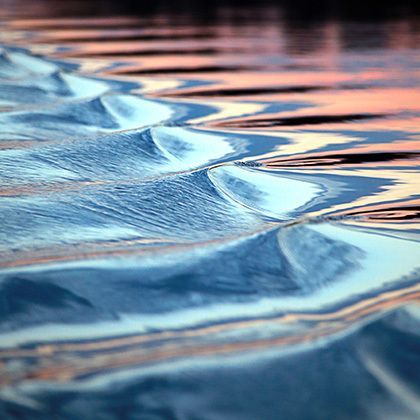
[{"xmin": 0, "ymin": 1, "xmax": 419, "ymax": 418}]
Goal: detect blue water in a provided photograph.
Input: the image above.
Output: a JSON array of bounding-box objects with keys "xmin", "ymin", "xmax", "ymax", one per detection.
[{"xmin": 0, "ymin": 3, "xmax": 419, "ymax": 418}]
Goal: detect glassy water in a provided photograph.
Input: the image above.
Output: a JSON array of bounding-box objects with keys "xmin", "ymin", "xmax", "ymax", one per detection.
[{"xmin": 0, "ymin": 1, "xmax": 419, "ymax": 418}]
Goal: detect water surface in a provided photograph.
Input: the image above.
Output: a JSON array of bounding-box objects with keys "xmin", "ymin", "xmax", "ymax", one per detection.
[{"xmin": 0, "ymin": 1, "xmax": 419, "ymax": 418}]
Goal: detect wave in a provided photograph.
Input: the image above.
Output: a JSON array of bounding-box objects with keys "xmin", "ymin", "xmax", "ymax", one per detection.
[{"xmin": 0, "ymin": 10, "xmax": 419, "ymax": 418}]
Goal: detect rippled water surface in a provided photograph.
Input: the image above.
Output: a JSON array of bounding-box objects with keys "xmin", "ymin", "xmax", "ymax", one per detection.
[{"xmin": 0, "ymin": 1, "xmax": 420, "ymax": 418}]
